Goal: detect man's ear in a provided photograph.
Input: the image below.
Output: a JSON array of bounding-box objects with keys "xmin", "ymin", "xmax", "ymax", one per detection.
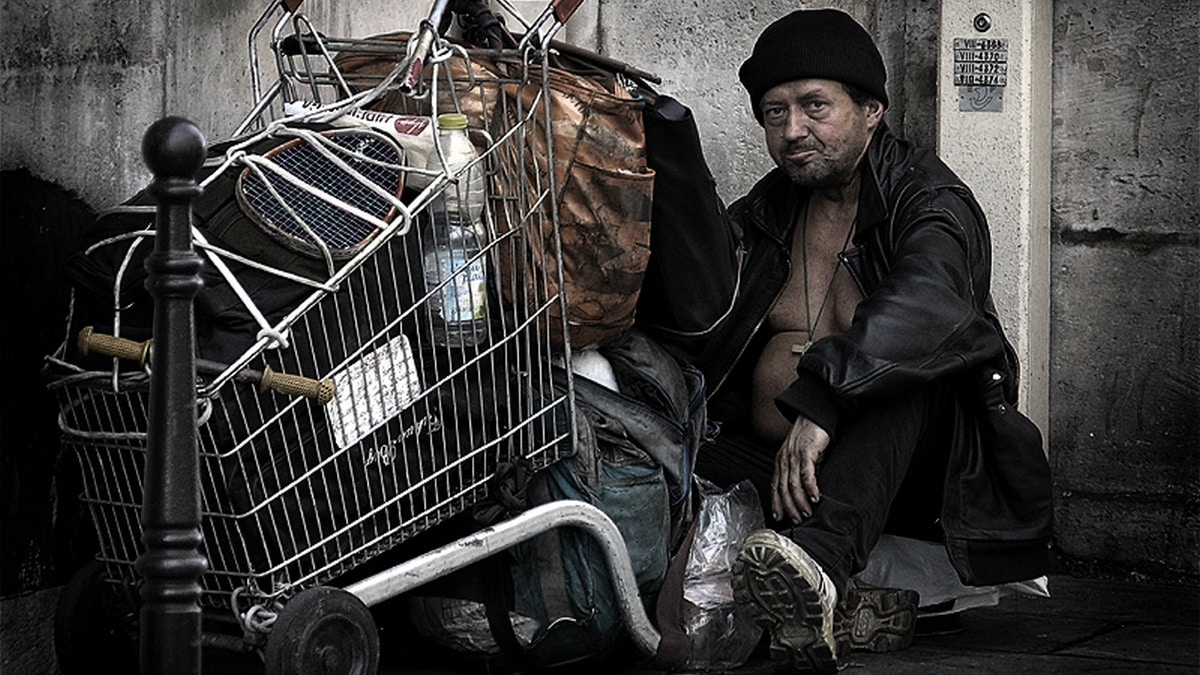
[{"xmin": 864, "ymin": 98, "xmax": 885, "ymax": 131}]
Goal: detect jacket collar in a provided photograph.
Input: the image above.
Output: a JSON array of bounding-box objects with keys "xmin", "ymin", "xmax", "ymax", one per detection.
[
  {"xmin": 856, "ymin": 123, "xmax": 894, "ymax": 236},
  {"xmin": 740, "ymin": 170, "xmax": 799, "ymax": 246}
]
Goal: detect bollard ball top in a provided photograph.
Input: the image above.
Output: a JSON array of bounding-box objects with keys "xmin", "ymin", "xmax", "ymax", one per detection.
[{"xmin": 142, "ymin": 117, "xmax": 207, "ymax": 179}]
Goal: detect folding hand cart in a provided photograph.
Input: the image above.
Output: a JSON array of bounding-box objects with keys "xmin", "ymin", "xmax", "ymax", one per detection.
[{"xmin": 46, "ymin": 1, "xmax": 660, "ymax": 672}]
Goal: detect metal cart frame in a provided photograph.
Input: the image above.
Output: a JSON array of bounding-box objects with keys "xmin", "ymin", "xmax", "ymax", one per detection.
[{"xmin": 47, "ymin": 1, "xmax": 661, "ymax": 672}]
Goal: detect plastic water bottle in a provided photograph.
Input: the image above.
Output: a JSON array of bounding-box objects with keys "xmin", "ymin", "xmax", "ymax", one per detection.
[
  {"xmin": 429, "ymin": 112, "xmax": 487, "ymax": 234},
  {"xmin": 423, "ymin": 199, "xmax": 489, "ymax": 347}
]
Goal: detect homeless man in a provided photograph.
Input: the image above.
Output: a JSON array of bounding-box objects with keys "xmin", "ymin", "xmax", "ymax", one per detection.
[{"xmin": 667, "ymin": 9, "xmax": 1055, "ymax": 674}]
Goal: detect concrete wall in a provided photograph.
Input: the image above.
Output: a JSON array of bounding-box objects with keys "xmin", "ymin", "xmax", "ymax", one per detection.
[
  {"xmin": 0, "ymin": 1, "xmax": 429, "ymax": 210},
  {"xmin": 1, "ymin": 0, "xmax": 1197, "ymax": 671},
  {"xmin": 1047, "ymin": 0, "xmax": 1199, "ymax": 581}
]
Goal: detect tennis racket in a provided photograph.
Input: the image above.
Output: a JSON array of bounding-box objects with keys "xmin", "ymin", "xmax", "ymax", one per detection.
[{"xmin": 236, "ymin": 128, "xmax": 407, "ymax": 262}]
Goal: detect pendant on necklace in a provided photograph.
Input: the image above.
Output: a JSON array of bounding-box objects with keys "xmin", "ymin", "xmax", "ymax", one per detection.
[{"xmin": 792, "ymin": 340, "xmax": 812, "ymax": 356}]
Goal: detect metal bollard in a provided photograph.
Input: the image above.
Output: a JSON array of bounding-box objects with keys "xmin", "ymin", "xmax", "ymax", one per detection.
[{"xmin": 134, "ymin": 116, "xmax": 208, "ymax": 675}]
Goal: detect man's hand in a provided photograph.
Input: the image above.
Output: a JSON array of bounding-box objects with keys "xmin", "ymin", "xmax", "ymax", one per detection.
[{"xmin": 772, "ymin": 415, "xmax": 831, "ymax": 524}]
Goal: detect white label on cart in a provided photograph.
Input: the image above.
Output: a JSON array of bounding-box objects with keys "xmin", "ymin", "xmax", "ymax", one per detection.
[{"xmin": 327, "ymin": 334, "xmax": 423, "ymax": 450}]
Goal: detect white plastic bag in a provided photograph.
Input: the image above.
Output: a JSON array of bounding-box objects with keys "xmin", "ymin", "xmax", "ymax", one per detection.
[{"xmin": 676, "ymin": 478, "xmax": 765, "ymax": 671}]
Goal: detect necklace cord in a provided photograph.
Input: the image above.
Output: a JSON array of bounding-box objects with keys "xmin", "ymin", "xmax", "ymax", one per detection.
[{"xmin": 801, "ymin": 204, "xmax": 856, "ymax": 347}]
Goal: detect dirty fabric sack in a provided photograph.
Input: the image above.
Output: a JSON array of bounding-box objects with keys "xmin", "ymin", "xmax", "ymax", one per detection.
[{"xmin": 488, "ymin": 58, "xmax": 654, "ymax": 350}]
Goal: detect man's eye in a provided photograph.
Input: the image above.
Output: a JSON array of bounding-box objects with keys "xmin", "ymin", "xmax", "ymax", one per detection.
[{"xmin": 763, "ymin": 107, "xmax": 786, "ymax": 120}]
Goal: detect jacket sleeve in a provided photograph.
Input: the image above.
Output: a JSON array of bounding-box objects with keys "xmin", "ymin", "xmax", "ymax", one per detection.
[
  {"xmin": 776, "ymin": 189, "xmax": 1008, "ymax": 436},
  {"xmin": 634, "ymin": 93, "xmax": 740, "ymax": 360}
]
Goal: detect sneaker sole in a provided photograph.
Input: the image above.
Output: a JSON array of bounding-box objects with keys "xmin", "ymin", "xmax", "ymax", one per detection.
[
  {"xmin": 733, "ymin": 531, "xmax": 837, "ymax": 674},
  {"xmin": 834, "ymin": 586, "xmax": 919, "ymax": 656}
]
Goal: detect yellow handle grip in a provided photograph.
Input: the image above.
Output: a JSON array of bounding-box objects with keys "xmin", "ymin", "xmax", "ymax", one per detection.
[
  {"xmin": 78, "ymin": 327, "xmax": 335, "ymax": 405},
  {"xmin": 78, "ymin": 327, "xmax": 151, "ymax": 365},
  {"xmin": 261, "ymin": 366, "xmax": 336, "ymax": 406}
]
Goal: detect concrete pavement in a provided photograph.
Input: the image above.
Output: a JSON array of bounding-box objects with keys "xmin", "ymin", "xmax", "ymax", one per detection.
[{"xmin": 199, "ymin": 574, "xmax": 1199, "ymax": 674}]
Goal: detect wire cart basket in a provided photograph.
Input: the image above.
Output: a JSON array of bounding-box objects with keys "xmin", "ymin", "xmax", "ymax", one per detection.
[{"xmin": 46, "ymin": 1, "xmax": 660, "ymax": 672}]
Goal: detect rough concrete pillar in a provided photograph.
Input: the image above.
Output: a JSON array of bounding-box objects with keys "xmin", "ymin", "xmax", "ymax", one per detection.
[
  {"xmin": 1048, "ymin": 0, "xmax": 1198, "ymax": 580},
  {"xmin": 937, "ymin": 0, "xmax": 1053, "ymax": 435}
]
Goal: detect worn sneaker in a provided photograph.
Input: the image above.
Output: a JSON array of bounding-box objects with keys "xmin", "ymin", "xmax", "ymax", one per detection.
[
  {"xmin": 732, "ymin": 529, "xmax": 839, "ymax": 674},
  {"xmin": 832, "ymin": 579, "xmax": 919, "ymax": 657}
]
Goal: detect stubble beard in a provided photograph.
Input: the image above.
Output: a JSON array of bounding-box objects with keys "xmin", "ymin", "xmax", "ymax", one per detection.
[{"xmin": 782, "ymin": 149, "xmax": 858, "ymax": 189}]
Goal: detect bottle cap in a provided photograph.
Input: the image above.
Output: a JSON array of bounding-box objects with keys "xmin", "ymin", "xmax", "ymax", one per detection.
[{"xmin": 436, "ymin": 113, "xmax": 469, "ymax": 130}]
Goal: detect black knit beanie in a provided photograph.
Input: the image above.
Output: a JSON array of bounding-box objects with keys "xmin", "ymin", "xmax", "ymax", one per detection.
[{"xmin": 739, "ymin": 9, "xmax": 888, "ymax": 124}]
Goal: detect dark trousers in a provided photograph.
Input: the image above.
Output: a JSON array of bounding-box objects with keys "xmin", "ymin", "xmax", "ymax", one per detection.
[{"xmin": 695, "ymin": 383, "xmax": 954, "ymax": 596}]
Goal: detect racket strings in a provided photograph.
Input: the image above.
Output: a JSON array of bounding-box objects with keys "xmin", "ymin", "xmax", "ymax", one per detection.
[{"xmin": 239, "ymin": 131, "xmax": 406, "ymax": 257}]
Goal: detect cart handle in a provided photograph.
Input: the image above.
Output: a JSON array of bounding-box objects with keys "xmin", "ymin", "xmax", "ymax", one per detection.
[
  {"xmin": 77, "ymin": 326, "xmax": 335, "ymax": 405},
  {"xmin": 551, "ymin": 0, "xmax": 585, "ymax": 24},
  {"xmin": 344, "ymin": 500, "xmax": 661, "ymax": 657}
]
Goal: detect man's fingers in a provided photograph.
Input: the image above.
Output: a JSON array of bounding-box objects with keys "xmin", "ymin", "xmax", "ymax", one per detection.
[
  {"xmin": 777, "ymin": 473, "xmax": 806, "ymax": 521},
  {"xmin": 771, "ymin": 453, "xmax": 789, "ymax": 522},
  {"xmin": 770, "ymin": 415, "xmax": 832, "ymax": 524},
  {"xmin": 782, "ymin": 475, "xmax": 808, "ymax": 523},
  {"xmin": 792, "ymin": 462, "xmax": 816, "ymax": 519},
  {"xmin": 802, "ymin": 462, "xmax": 821, "ymax": 505},
  {"xmin": 780, "ymin": 461, "xmax": 812, "ymax": 523},
  {"xmin": 773, "ymin": 451, "xmax": 806, "ymax": 523}
]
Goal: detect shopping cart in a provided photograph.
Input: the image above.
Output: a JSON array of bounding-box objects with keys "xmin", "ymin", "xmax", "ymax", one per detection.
[{"xmin": 47, "ymin": 1, "xmax": 660, "ymax": 672}]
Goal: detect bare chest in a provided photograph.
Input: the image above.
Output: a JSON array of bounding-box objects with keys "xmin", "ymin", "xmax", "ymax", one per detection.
[{"xmin": 766, "ymin": 217, "xmax": 862, "ymax": 340}]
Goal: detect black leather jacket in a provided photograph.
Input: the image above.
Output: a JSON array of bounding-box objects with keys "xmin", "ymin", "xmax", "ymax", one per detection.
[{"xmin": 690, "ymin": 123, "xmax": 1053, "ymax": 586}]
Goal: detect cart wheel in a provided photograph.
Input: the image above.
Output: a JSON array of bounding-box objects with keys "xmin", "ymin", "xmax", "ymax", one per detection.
[
  {"xmin": 54, "ymin": 560, "xmax": 138, "ymax": 675},
  {"xmin": 264, "ymin": 586, "xmax": 380, "ymax": 675}
]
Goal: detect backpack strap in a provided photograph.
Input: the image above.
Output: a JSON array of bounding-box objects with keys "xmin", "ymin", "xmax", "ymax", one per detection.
[
  {"xmin": 482, "ymin": 555, "xmax": 535, "ymax": 670},
  {"xmin": 652, "ymin": 514, "xmax": 700, "ymax": 667},
  {"xmin": 481, "ymin": 472, "xmax": 575, "ymax": 671}
]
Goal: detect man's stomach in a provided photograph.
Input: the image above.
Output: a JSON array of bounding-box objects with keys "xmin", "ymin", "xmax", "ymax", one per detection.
[{"xmin": 751, "ymin": 330, "xmax": 811, "ymax": 443}]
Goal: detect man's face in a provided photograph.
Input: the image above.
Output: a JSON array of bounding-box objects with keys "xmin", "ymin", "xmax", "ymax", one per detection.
[{"xmin": 759, "ymin": 79, "xmax": 883, "ymax": 189}]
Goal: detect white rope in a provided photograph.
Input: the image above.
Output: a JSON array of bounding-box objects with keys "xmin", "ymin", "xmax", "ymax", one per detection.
[{"xmin": 192, "ymin": 227, "xmax": 292, "ymax": 350}]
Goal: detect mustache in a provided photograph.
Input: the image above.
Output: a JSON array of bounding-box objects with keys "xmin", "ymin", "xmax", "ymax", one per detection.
[{"xmin": 785, "ymin": 141, "xmax": 823, "ymax": 154}]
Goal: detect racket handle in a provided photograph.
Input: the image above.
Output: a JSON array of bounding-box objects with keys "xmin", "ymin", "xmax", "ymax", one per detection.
[
  {"xmin": 261, "ymin": 366, "xmax": 336, "ymax": 405},
  {"xmin": 78, "ymin": 327, "xmax": 151, "ymax": 365}
]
